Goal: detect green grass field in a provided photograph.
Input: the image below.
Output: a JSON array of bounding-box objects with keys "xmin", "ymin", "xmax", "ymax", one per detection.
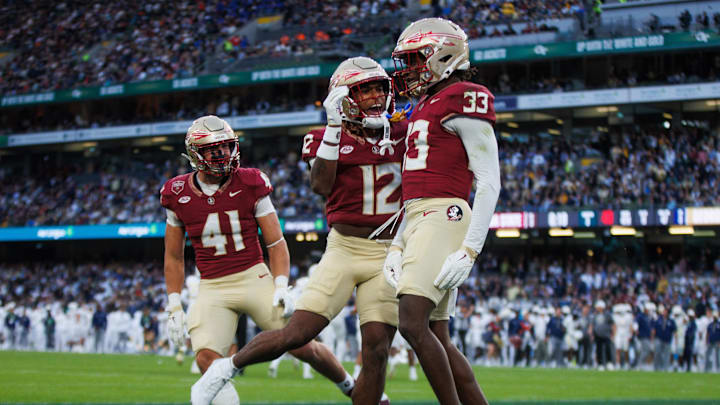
[{"xmin": 0, "ymin": 351, "xmax": 718, "ymax": 404}]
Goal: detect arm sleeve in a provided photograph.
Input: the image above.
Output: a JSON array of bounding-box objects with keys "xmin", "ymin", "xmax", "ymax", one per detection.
[
  {"xmin": 442, "ymin": 116, "xmax": 500, "ymax": 255},
  {"xmin": 166, "ymin": 209, "xmax": 183, "ymax": 227},
  {"xmin": 254, "ymin": 195, "xmax": 276, "ymax": 218}
]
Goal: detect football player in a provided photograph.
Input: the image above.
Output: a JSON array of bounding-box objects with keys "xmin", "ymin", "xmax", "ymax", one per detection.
[
  {"xmin": 162, "ymin": 115, "xmax": 351, "ymax": 405},
  {"xmin": 189, "ymin": 57, "xmax": 404, "ymax": 405},
  {"xmin": 382, "ymin": 17, "xmax": 500, "ymax": 405}
]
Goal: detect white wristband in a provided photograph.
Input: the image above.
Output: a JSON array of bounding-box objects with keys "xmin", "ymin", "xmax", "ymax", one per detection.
[
  {"xmin": 274, "ymin": 275, "xmax": 289, "ymax": 288},
  {"xmin": 322, "ymin": 125, "xmax": 341, "ymax": 144},
  {"xmin": 167, "ymin": 292, "xmax": 182, "ymax": 311},
  {"xmin": 317, "ymin": 142, "xmax": 339, "ymax": 160}
]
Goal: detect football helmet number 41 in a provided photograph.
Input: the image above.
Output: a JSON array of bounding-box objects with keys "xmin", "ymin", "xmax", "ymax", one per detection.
[{"xmin": 183, "ymin": 115, "xmax": 240, "ymax": 176}]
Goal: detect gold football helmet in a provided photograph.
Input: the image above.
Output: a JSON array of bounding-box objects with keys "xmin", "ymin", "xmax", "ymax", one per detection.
[
  {"xmin": 183, "ymin": 115, "xmax": 239, "ymax": 176},
  {"xmin": 328, "ymin": 56, "xmax": 394, "ymax": 124},
  {"xmin": 392, "ymin": 18, "xmax": 470, "ymax": 97}
]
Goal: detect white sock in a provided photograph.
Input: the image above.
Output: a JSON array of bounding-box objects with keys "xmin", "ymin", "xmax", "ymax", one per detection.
[
  {"xmin": 353, "ymin": 364, "xmax": 362, "ymax": 379},
  {"xmin": 302, "ymin": 362, "xmax": 313, "ymax": 378},
  {"xmin": 269, "ymin": 357, "xmax": 281, "ymax": 370},
  {"xmin": 211, "ymin": 381, "xmax": 239, "ymax": 405},
  {"xmin": 336, "ymin": 371, "xmax": 355, "ymax": 395}
]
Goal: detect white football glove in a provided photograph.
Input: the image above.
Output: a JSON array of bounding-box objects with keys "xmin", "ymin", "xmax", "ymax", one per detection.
[
  {"xmin": 383, "ymin": 246, "xmax": 403, "ymax": 289},
  {"xmin": 434, "ymin": 246, "xmax": 477, "ymax": 290},
  {"xmin": 323, "ymin": 85, "xmax": 349, "ymax": 128},
  {"xmin": 165, "ymin": 292, "xmax": 186, "ymax": 347},
  {"xmin": 272, "ymin": 276, "xmax": 295, "ymax": 318}
]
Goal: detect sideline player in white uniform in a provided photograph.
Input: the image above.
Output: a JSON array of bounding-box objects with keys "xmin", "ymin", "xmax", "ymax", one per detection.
[
  {"xmin": 613, "ymin": 303, "xmax": 634, "ymax": 369},
  {"xmin": 671, "ymin": 305, "xmax": 688, "ymax": 371},
  {"xmin": 382, "ymin": 17, "xmax": 500, "ymax": 405}
]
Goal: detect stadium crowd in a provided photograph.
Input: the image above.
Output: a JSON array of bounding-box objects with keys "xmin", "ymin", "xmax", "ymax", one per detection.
[
  {"xmin": 1, "ymin": 0, "xmax": 653, "ymax": 96},
  {"xmin": 498, "ymin": 126, "xmax": 720, "ymax": 210},
  {"xmin": 1, "ymin": 250, "xmax": 719, "ymax": 373},
  {"xmin": 1, "ymin": 125, "xmax": 717, "ymax": 227},
  {"xmin": 4, "ymin": 58, "xmax": 718, "ymax": 136},
  {"xmin": 0, "ymin": 149, "xmax": 319, "ymax": 227}
]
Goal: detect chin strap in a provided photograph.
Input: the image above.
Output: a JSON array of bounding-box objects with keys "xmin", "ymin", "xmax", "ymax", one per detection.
[
  {"xmin": 377, "ymin": 116, "xmax": 394, "ymax": 156},
  {"xmin": 361, "ymin": 115, "xmax": 393, "ymax": 156}
]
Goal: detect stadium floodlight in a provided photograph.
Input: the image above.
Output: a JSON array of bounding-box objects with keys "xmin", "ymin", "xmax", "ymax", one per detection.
[
  {"xmin": 693, "ymin": 229, "xmax": 716, "ymax": 237},
  {"xmin": 548, "ymin": 228, "xmax": 574, "ymax": 237},
  {"xmin": 610, "ymin": 226, "xmax": 636, "ymax": 236},
  {"xmin": 496, "ymin": 228, "xmax": 520, "ymax": 238},
  {"xmin": 668, "ymin": 226, "xmax": 694, "ymax": 235}
]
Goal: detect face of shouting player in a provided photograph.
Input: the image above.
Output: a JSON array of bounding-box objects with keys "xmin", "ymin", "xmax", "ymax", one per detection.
[{"xmin": 352, "ymin": 80, "xmax": 388, "ymax": 117}]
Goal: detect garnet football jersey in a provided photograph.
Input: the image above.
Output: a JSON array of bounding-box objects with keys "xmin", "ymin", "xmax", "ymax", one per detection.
[
  {"xmin": 402, "ymin": 81, "xmax": 496, "ymax": 202},
  {"xmin": 160, "ymin": 167, "xmax": 273, "ymax": 279},
  {"xmin": 302, "ymin": 121, "xmax": 408, "ymax": 228}
]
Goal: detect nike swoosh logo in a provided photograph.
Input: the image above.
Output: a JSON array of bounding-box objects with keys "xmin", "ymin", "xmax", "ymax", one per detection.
[
  {"xmin": 423, "ymin": 210, "xmax": 438, "ymax": 217},
  {"xmin": 258, "ymin": 273, "xmax": 270, "ymax": 279},
  {"xmin": 429, "ymin": 98, "xmax": 441, "ymax": 104},
  {"xmin": 229, "ymin": 190, "xmax": 242, "ymax": 197}
]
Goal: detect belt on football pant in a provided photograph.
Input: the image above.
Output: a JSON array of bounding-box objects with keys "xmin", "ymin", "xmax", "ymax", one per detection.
[{"xmin": 333, "ymin": 223, "xmax": 393, "ymax": 241}]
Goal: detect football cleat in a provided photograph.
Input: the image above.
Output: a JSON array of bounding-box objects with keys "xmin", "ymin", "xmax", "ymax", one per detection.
[
  {"xmin": 190, "ymin": 358, "xmax": 237, "ymax": 405},
  {"xmin": 211, "ymin": 381, "xmax": 240, "ymax": 405}
]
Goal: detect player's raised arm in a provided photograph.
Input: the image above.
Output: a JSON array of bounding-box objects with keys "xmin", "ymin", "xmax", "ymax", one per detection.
[{"xmin": 308, "ymin": 86, "xmax": 348, "ymax": 196}]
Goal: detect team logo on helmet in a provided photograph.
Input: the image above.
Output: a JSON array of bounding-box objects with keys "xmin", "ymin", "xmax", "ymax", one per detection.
[
  {"xmin": 447, "ymin": 205, "xmax": 463, "ymax": 221},
  {"xmin": 392, "ymin": 18, "xmax": 470, "ymax": 97}
]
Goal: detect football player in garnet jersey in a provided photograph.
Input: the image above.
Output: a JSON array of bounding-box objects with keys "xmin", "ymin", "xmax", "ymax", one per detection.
[
  {"xmin": 161, "ymin": 115, "xmax": 352, "ymax": 405},
  {"xmin": 190, "ymin": 58, "xmax": 403, "ymax": 405},
  {"xmin": 382, "ymin": 18, "xmax": 501, "ymax": 405}
]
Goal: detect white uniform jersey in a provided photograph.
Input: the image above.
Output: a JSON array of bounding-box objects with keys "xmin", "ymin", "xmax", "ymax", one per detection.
[
  {"xmin": 613, "ymin": 310, "xmax": 634, "ymax": 352},
  {"xmin": 563, "ymin": 315, "xmax": 579, "ymax": 350},
  {"xmin": 696, "ymin": 315, "xmax": 711, "ymax": 350},
  {"xmin": 672, "ymin": 313, "xmax": 688, "ymax": 353},
  {"xmin": 531, "ymin": 314, "xmax": 548, "ymax": 340}
]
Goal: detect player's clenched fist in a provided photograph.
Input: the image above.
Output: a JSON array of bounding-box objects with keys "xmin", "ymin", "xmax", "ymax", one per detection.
[
  {"xmin": 323, "ymin": 85, "xmax": 349, "ymax": 128},
  {"xmin": 383, "ymin": 246, "xmax": 403, "ymax": 289},
  {"xmin": 165, "ymin": 292, "xmax": 186, "ymax": 347},
  {"xmin": 434, "ymin": 246, "xmax": 478, "ymax": 290}
]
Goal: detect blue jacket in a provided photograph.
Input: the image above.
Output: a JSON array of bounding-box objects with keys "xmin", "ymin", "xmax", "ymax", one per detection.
[
  {"xmin": 654, "ymin": 317, "xmax": 676, "ymax": 343},
  {"xmin": 636, "ymin": 312, "xmax": 652, "ymax": 339},
  {"xmin": 547, "ymin": 316, "xmax": 565, "ymax": 339},
  {"xmin": 709, "ymin": 320, "xmax": 720, "ymax": 344}
]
